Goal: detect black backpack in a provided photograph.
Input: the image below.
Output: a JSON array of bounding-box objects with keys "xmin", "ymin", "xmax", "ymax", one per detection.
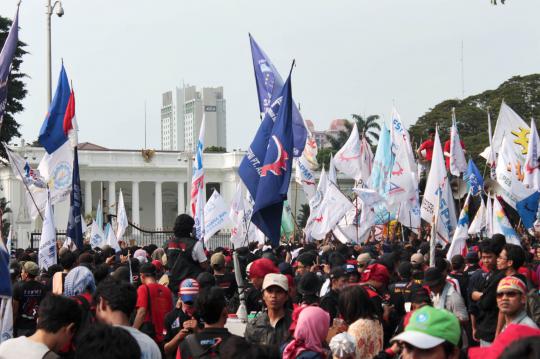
[
  {"xmin": 185, "ymin": 333, "xmax": 229, "ymax": 359},
  {"xmin": 167, "ymin": 237, "xmax": 203, "ymax": 291}
]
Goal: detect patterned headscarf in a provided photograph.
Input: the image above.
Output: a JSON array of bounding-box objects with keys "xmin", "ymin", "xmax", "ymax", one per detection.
[{"xmin": 64, "ymin": 266, "xmax": 96, "ymax": 297}]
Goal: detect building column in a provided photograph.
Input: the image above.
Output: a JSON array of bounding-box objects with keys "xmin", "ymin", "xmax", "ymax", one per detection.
[
  {"xmin": 132, "ymin": 181, "xmax": 140, "ymax": 226},
  {"xmin": 177, "ymin": 182, "xmax": 185, "ymax": 214},
  {"xmin": 155, "ymin": 181, "xmax": 163, "ymax": 229},
  {"xmin": 108, "ymin": 181, "xmax": 116, "ymax": 215},
  {"xmin": 84, "ymin": 180, "xmax": 92, "ymax": 216}
]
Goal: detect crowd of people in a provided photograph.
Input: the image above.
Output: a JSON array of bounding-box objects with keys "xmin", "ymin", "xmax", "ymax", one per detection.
[{"xmin": 1, "ymin": 213, "xmax": 540, "ymax": 358}]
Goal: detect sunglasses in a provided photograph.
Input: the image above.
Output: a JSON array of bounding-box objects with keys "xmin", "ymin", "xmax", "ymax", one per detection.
[{"xmin": 496, "ymin": 291, "xmax": 521, "ymax": 299}]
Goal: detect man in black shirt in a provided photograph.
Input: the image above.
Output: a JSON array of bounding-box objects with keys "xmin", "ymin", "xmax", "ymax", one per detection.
[
  {"xmin": 210, "ymin": 253, "xmax": 237, "ymax": 300},
  {"xmin": 320, "ymin": 267, "xmax": 348, "ymax": 323},
  {"xmin": 12, "ymin": 261, "xmax": 45, "ymax": 337}
]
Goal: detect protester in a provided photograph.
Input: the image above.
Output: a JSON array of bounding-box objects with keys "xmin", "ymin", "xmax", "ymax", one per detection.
[
  {"xmin": 211, "ymin": 252, "xmax": 237, "ymax": 300},
  {"xmin": 12, "ymin": 261, "xmax": 45, "ymax": 337},
  {"xmin": 496, "ymin": 276, "xmax": 538, "ymax": 331},
  {"xmin": 245, "ymin": 258, "xmax": 279, "ymax": 313},
  {"xmin": 94, "ymin": 277, "xmax": 161, "ymax": 359},
  {"xmin": 424, "ymin": 267, "xmax": 468, "ymax": 323},
  {"xmin": 320, "ymin": 267, "xmax": 348, "ymax": 323},
  {"xmin": 295, "ymin": 252, "xmax": 317, "ymax": 276},
  {"xmin": 282, "ymin": 306, "xmax": 330, "ymax": 359},
  {"xmin": 468, "ymin": 324, "xmax": 540, "ymax": 359},
  {"xmin": 0, "ymin": 294, "xmax": 82, "ymax": 358},
  {"xmin": 75, "ymin": 323, "xmax": 141, "ymax": 359}
]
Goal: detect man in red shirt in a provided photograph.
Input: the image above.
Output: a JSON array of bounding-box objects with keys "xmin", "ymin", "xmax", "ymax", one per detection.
[
  {"xmin": 416, "ymin": 128, "xmax": 436, "ymax": 164},
  {"xmin": 443, "ymin": 138, "xmax": 467, "ymax": 171},
  {"xmin": 134, "ymin": 262, "xmax": 173, "ymax": 345}
]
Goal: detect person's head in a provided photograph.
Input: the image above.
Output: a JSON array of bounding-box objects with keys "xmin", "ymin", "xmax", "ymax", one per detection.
[
  {"xmin": 249, "ymin": 258, "xmax": 279, "ymax": 290},
  {"xmin": 210, "ymin": 252, "xmax": 226, "ymax": 272},
  {"xmin": 329, "ymin": 332, "xmax": 357, "ymax": 359},
  {"xmin": 297, "ymin": 272, "xmax": 321, "ymax": 305},
  {"xmin": 410, "ymin": 286, "xmax": 433, "ymax": 310},
  {"xmin": 496, "ymin": 276, "xmax": 528, "ymax": 317},
  {"xmin": 398, "ymin": 261, "xmax": 413, "ymax": 281},
  {"xmin": 94, "ymin": 277, "xmax": 136, "ymax": 324},
  {"xmin": 173, "ymin": 213, "xmax": 195, "ymax": 238},
  {"xmin": 36, "ymin": 294, "xmax": 82, "ymax": 351},
  {"xmin": 497, "ymin": 244, "xmax": 525, "ymax": 272},
  {"xmin": 196, "ymin": 271, "xmax": 216, "ymax": 290},
  {"xmin": 423, "ymin": 267, "xmax": 446, "ymax": 293},
  {"xmin": 428, "ymin": 128, "xmax": 436, "ymax": 139},
  {"xmin": 75, "ymin": 324, "xmax": 141, "ymax": 359},
  {"xmin": 139, "ymin": 262, "xmax": 157, "ymax": 283},
  {"xmin": 360, "ymin": 263, "xmax": 390, "ymax": 290},
  {"xmin": 450, "ymin": 255, "xmax": 465, "ymax": 272},
  {"xmin": 330, "ymin": 267, "xmax": 348, "ymax": 292},
  {"xmin": 262, "ymin": 273, "xmax": 289, "ymax": 311},
  {"xmin": 59, "ymin": 250, "xmax": 77, "ymax": 270},
  {"xmin": 499, "ymin": 335, "xmax": 540, "ymax": 359},
  {"xmin": 410, "ymin": 253, "xmax": 425, "ymax": 270},
  {"xmin": 196, "ymin": 286, "xmax": 227, "ymax": 326},
  {"xmin": 479, "ymin": 239, "xmax": 498, "ymax": 271},
  {"xmin": 392, "ymin": 306, "xmax": 461, "ymax": 359},
  {"xmin": 338, "ymin": 285, "xmax": 377, "ymax": 325},
  {"xmin": 468, "ymin": 324, "xmax": 540, "ymax": 359},
  {"xmin": 295, "ymin": 252, "xmax": 316, "ymax": 276},
  {"xmin": 356, "ymin": 253, "xmax": 372, "ymax": 274},
  {"xmin": 21, "ymin": 261, "xmax": 39, "ymax": 280},
  {"xmin": 287, "ymin": 306, "xmax": 330, "ymax": 356},
  {"xmin": 466, "ymin": 251, "xmax": 479, "ymax": 265},
  {"xmin": 179, "ymin": 278, "xmax": 200, "ymax": 316},
  {"xmin": 64, "ymin": 266, "xmax": 96, "ymax": 297}
]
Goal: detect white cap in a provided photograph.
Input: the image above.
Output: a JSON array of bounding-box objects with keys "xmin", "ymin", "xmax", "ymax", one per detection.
[{"xmin": 262, "ymin": 273, "xmax": 289, "ymax": 292}]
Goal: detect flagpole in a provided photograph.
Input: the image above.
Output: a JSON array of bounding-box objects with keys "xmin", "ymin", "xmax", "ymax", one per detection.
[{"xmin": 430, "ymin": 189, "xmax": 442, "ymax": 267}]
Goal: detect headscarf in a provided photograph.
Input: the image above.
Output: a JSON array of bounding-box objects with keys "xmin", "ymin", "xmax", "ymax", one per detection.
[
  {"xmin": 64, "ymin": 266, "xmax": 96, "ymax": 297},
  {"xmin": 283, "ymin": 306, "xmax": 330, "ymax": 359}
]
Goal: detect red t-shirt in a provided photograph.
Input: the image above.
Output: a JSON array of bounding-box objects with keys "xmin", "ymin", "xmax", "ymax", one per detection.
[
  {"xmin": 418, "ymin": 139, "xmax": 434, "ymax": 161},
  {"xmin": 136, "ymin": 283, "xmax": 173, "ymax": 343},
  {"xmin": 443, "ymin": 140, "xmax": 466, "ymax": 169}
]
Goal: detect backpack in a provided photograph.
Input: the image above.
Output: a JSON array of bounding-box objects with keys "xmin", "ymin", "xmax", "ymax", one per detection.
[
  {"xmin": 185, "ymin": 333, "xmax": 229, "ymax": 359},
  {"xmin": 167, "ymin": 237, "xmax": 202, "ymax": 291}
]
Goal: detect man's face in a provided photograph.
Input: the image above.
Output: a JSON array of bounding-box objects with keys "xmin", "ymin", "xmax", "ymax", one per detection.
[
  {"xmin": 21, "ymin": 269, "xmax": 28, "ymax": 281},
  {"xmin": 295, "ymin": 263, "xmax": 310, "ymax": 276},
  {"xmin": 481, "ymin": 252, "xmax": 497, "ymax": 271},
  {"xmin": 401, "ymin": 342, "xmax": 458, "ymax": 359},
  {"xmin": 497, "ymin": 290, "xmax": 525, "ymax": 316},
  {"xmin": 251, "ymin": 276, "xmax": 264, "ymax": 290},
  {"xmin": 496, "ymin": 249, "xmax": 511, "ymax": 271},
  {"xmin": 263, "ymin": 286, "xmax": 288, "ymax": 311},
  {"xmin": 332, "ymin": 277, "xmax": 348, "ymax": 291}
]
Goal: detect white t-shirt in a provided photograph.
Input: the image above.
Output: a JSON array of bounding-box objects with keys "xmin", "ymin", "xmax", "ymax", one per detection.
[
  {"xmin": 0, "ymin": 336, "xmax": 58, "ymax": 359},
  {"xmin": 192, "ymin": 241, "xmax": 207, "ymax": 263},
  {"xmin": 116, "ymin": 325, "xmax": 161, "ymax": 359}
]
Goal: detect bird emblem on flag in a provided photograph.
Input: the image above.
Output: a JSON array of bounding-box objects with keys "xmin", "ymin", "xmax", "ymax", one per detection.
[{"xmin": 261, "ymin": 135, "xmax": 289, "ymax": 176}]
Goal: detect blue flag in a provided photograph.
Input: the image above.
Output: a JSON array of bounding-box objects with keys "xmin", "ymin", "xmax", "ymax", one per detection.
[
  {"xmin": 0, "ymin": 5, "xmax": 19, "ymax": 125},
  {"xmin": 251, "ymin": 75, "xmax": 294, "ymax": 245},
  {"xmin": 38, "ymin": 64, "xmax": 70, "ymax": 154},
  {"xmin": 66, "ymin": 148, "xmax": 84, "ymax": 250},
  {"xmin": 464, "ymin": 159, "xmax": 484, "ymax": 195},
  {"xmin": 516, "ymin": 191, "xmax": 540, "ymax": 229},
  {"xmin": 0, "ymin": 236, "xmax": 11, "ymax": 297},
  {"xmin": 249, "ymin": 34, "xmax": 306, "ymax": 157}
]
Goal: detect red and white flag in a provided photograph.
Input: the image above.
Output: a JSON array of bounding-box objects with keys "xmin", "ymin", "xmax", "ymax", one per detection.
[
  {"xmin": 62, "ymin": 89, "xmax": 78, "ymax": 147},
  {"xmin": 191, "ymin": 115, "xmax": 205, "ymax": 216},
  {"xmin": 334, "ymin": 123, "xmax": 362, "ymax": 181}
]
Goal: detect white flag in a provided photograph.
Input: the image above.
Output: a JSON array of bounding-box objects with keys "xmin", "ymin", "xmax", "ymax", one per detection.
[
  {"xmin": 194, "ymin": 187, "xmax": 205, "ymax": 241},
  {"xmin": 5, "ymin": 228, "xmax": 11, "ymax": 254},
  {"xmin": 39, "ymin": 198, "xmax": 57, "ymax": 270},
  {"xmin": 493, "ymin": 197, "xmax": 521, "ymax": 246},
  {"xmin": 390, "ymin": 108, "xmax": 417, "ymax": 177},
  {"xmin": 449, "ymin": 109, "xmax": 467, "ymax": 176},
  {"xmin": 204, "ymin": 190, "xmax": 230, "ymax": 243},
  {"xmin": 486, "ymin": 194, "xmax": 494, "ymax": 238},
  {"xmin": 447, "ymin": 191, "xmax": 471, "ymax": 260},
  {"xmin": 38, "ymin": 141, "xmax": 74, "ymax": 206},
  {"xmin": 420, "ymin": 128, "xmax": 457, "ymax": 243},
  {"xmin": 0, "ymin": 298, "xmax": 13, "ymax": 344},
  {"xmin": 523, "ymin": 119, "xmax": 540, "ymax": 190},
  {"xmin": 334, "ymin": 123, "xmax": 363, "ymax": 180},
  {"xmin": 90, "ymin": 220, "xmax": 106, "ymax": 249},
  {"xmin": 116, "ymin": 189, "xmax": 129, "ymax": 240},
  {"xmin": 328, "ymin": 154, "xmax": 337, "ymax": 184},
  {"xmin": 295, "ymin": 156, "xmax": 317, "ymax": 200},
  {"xmin": 304, "ymin": 168, "xmax": 329, "ymax": 238},
  {"xmin": 358, "ymin": 136, "xmax": 374, "ymax": 187},
  {"xmin": 310, "ymin": 182, "xmax": 355, "ymax": 240},
  {"xmin": 230, "ymin": 182, "xmax": 247, "ymax": 247},
  {"xmin": 495, "ymin": 136, "xmax": 534, "ymax": 209},
  {"xmin": 105, "ymin": 222, "xmax": 120, "ymax": 252},
  {"xmin": 468, "ymin": 197, "xmax": 486, "ymax": 235},
  {"xmin": 302, "ymin": 131, "xmax": 319, "ymax": 170}
]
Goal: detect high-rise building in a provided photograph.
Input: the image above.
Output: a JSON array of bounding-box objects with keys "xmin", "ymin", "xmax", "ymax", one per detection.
[{"xmin": 161, "ymin": 85, "xmax": 226, "ymax": 152}]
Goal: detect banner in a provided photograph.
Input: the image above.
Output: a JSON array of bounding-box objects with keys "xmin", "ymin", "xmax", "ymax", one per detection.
[
  {"xmin": 310, "ymin": 182, "xmax": 355, "ymax": 240},
  {"xmin": 523, "ymin": 119, "xmax": 540, "ymax": 190},
  {"xmin": 334, "ymin": 123, "xmax": 362, "ymax": 180},
  {"xmin": 39, "ymin": 198, "xmax": 57, "ymax": 270},
  {"xmin": 295, "ymin": 156, "xmax": 317, "ymax": 200},
  {"xmin": 204, "ymin": 190, "xmax": 230, "ymax": 243},
  {"xmin": 468, "ymin": 197, "xmax": 486, "ymax": 235}
]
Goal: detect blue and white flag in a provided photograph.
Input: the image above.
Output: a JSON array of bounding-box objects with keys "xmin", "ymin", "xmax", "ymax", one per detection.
[
  {"xmin": 39, "ymin": 198, "xmax": 57, "ymax": 270},
  {"xmin": 464, "ymin": 159, "xmax": 484, "ymax": 195},
  {"xmin": 90, "ymin": 220, "xmax": 106, "ymax": 249},
  {"xmin": 0, "ymin": 232, "xmax": 11, "ymax": 297},
  {"xmin": 516, "ymin": 191, "xmax": 540, "ymax": 230},
  {"xmin": 116, "ymin": 189, "xmax": 128, "ymax": 240},
  {"xmin": 204, "ymin": 190, "xmax": 230, "ymax": 243},
  {"xmin": 194, "ymin": 188, "xmax": 205, "ymax": 241},
  {"xmin": 524, "ymin": 118, "xmax": 540, "ymax": 191},
  {"xmin": 249, "ymin": 34, "xmax": 306, "ymax": 156},
  {"xmin": 447, "ymin": 191, "xmax": 471, "ymax": 260},
  {"xmin": 493, "ymin": 196, "xmax": 521, "ymax": 246},
  {"xmin": 370, "ymin": 123, "xmax": 394, "ymax": 195},
  {"xmin": 251, "ymin": 74, "xmax": 294, "ymax": 245},
  {"xmin": 0, "ymin": 4, "xmax": 19, "ymax": 126},
  {"xmin": 105, "ymin": 222, "xmax": 120, "ymax": 252},
  {"xmin": 66, "ymin": 148, "xmax": 83, "ymax": 250}
]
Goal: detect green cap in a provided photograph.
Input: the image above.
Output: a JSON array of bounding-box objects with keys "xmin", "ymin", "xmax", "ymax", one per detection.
[{"xmin": 391, "ymin": 306, "xmax": 460, "ymax": 348}]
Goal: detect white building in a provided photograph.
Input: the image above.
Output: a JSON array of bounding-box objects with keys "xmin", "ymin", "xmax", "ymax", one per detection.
[{"xmin": 161, "ymin": 85, "xmax": 226, "ymax": 152}]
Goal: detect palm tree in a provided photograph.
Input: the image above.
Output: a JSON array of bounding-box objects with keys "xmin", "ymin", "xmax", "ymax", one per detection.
[{"xmin": 326, "ymin": 114, "xmax": 381, "ymax": 153}]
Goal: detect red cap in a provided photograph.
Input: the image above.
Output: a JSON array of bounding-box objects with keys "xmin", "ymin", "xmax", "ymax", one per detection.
[
  {"xmin": 468, "ymin": 324, "xmax": 540, "ymax": 359},
  {"xmin": 361, "ymin": 263, "xmax": 390, "ymax": 286},
  {"xmin": 151, "ymin": 260, "xmax": 163, "ymax": 272},
  {"xmin": 249, "ymin": 258, "xmax": 279, "ymax": 280}
]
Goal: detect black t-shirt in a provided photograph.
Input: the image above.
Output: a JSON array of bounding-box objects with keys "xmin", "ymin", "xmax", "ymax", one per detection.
[
  {"xmin": 214, "ymin": 272, "xmax": 237, "ymax": 300},
  {"xmin": 320, "ymin": 289, "xmax": 339, "ymax": 323},
  {"xmin": 163, "ymin": 307, "xmax": 204, "ymax": 345},
  {"xmin": 12, "ymin": 280, "xmax": 46, "ymax": 330},
  {"xmin": 179, "ymin": 328, "xmax": 237, "ymax": 359}
]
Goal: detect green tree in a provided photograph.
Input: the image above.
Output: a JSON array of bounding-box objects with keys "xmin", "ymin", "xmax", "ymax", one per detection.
[
  {"xmin": 297, "ymin": 203, "xmax": 310, "ymax": 229},
  {"xmin": 352, "ymin": 114, "xmax": 381, "ymax": 147},
  {"xmin": 316, "ymin": 147, "xmax": 336, "ymax": 170},
  {"xmin": 204, "ymin": 146, "xmax": 226, "ymax": 153}
]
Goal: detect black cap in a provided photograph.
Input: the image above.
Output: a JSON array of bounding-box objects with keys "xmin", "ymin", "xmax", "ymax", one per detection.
[
  {"xmin": 297, "ymin": 272, "xmax": 321, "ymax": 296},
  {"xmin": 297, "ymin": 252, "xmax": 316, "ymax": 267},
  {"xmin": 423, "ymin": 267, "xmax": 445, "ymax": 287},
  {"xmin": 330, "ymin": 267, "xmax": 347, "ymax": 280},
  {"xmin": 139, "ymin": 262, "xmax": 157, "ymax": 276},
  {"xmin": 397, "ymin": 261, "xmax": 412, "ymax": 279}
]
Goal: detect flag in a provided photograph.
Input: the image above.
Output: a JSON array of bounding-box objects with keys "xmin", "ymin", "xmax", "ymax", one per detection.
[
  {"xmin": 390, "ymin": 108, "xmax": 417, "ymax": 177},
  {"xmin": 116, "ymin": 189, "xmax": 128, "ymax": 240},
  {"xmin": 334, "ymin": 123, "xmax": 362, "ymax": 180},
  {"xmin": 464, "ymin": 159, "xmax": 484, "ymax": 195},
  {"xmin": 0, "ymin": 230, "xmax": 11, "ymax": 297},
  {"xmin": 251, "ymin": 75, "xmax": 294, "ymax": 245},
  {"xmin": 96, "ymin": 202, "xmax": 103, "ymax": 229},
  {"xmin": 304, "ymin": 168, "xmax": 329, "ymax": 239},
  {"xmin": 328, "ymin": 153, "xmax": 337, "ymax": 184},
  {"xmin": 230, "ymin": 182, "xmax": 248, "ymax": 247},
  {"xmin": 0, "ymin": 4, "xmax": 19, "ymax": 126},
  {"xmin": 66, "ymin": 148, "xmax": 83, "ymax": 250},
  {"xmin": 449, "ymin": 109, "xmax": 467, "ymax": 176},
  {"xmin": 495, "ymin": 136, "xmax": 534, "ymax": 209},
  {"xmin": 249, "ymin": 34, "xmax": 306, "ymax": 156},
  {"xmin": 516, "ymin": 191, "xmax": 540, "ymax": 230},
  {"xmin": 523, "ymin": 119, "xmax": 540, "ymax": 190},
  {"xmin": 302, "ymin": 131, "xmax": 318, "ymax": 170},
  {"xmin": 0, "ymin": 297, "xmax": 13, "ymax": 343},
  {"xmin": 468, "ymin": 197, "xmax": 486, "ymax": 235},
  {"xmin": 420, "ymin": 128, "xmax": 457, "ymax": 243},
  {"xmin": 194, "ymin": 188, "xmax": 205, "ymax": 241},
  {"xmin": 105, "ymin": 222, "xmax": 120, "ymax": 252},
  {"xmin": 370, "ymin": 123, "xmax": 393, "ymax": 195},
  {"xmin": 310, "ymin": 182, "xmax": 355, "ymax": 240},
  {"xmin": 358, "ymin": 135, "xmax": 374, "ymax": 188},
  {"xmin": 280, "ymin": 200, "xmax": 294, "ymax": 240},
  {"xmin": 486, "ymin": 194, "xmax": 494, "ymax": 238},
  {"xmin": 191, "ymin": 115, "xmax": 205, "ymax": 216},
  {"xmin": 62, "ymin": 89, "xmax": 78, "ymax": 147},
  {"xmin": 204, "ymin": 190, "xmax": 230, "ymax": 243},
  {"xmin": 39, "ymin": 198, "xmax": 57, "ymax": 270},
  {"xmin": 5, "ymin": 228, "xmax": 11, "ymax": 254},
  {"xmin": 487, "ymin": 110, "xmax": 497, "ymax": 180},
  {"xmin": 447, "ymin": 191, "xmax": 471, "ymax": 260},
  {"xmin": 493, "ymin": 197, "xmax": 521, "ymax": 246},
  {"xmin": 295, "ymin": 156, "xmax": 316, "ymax": 200},
  {"xmin": 90, "ymin": 220, "xmax": 106, "ymax": 249}
]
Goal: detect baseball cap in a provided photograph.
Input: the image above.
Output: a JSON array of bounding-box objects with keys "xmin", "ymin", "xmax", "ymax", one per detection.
[
  {"xmin": 262, "ymin": 273, "xmax": 289, "ymax": 292},
  {"xmin": 423, "ymin": 267, "xmax": 445, "ymax": 288},
  {"xmin": 210, "ymin": 253, "xmax": 225, "ymax": 267},
  {"xmin": 497, "ymin": 276, "xmax": 527, "ymax": 294},
  {"xmin": 178, "ymin": 278, "xmax": 200, "ymax": 303},
  {"xmin": 330, "ymin": 267, "xmax": 347, "ymax": 280},
  {"xmin": 391, "ymin": 306, "xmax": 460, "ymax": 348},
  {"xmin": 468, "ymin": 324, "xmax": 540, "ymax": 359},
  {"xmin": 411, "ymin": 253, "xmax": 424, "ymax": 265},
  {"xmin": 23, "ymin": 261, "xmax": 39, "ymax": 276},
  {"xmin": 361, "ymin": 263, "xmax": 390, "ymax": 286}
]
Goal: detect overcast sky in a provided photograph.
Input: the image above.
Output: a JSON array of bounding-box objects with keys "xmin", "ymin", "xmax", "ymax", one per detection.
[{"xmin": 1, "ymin": 0, "xmax": 539, "ymax": 151}]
